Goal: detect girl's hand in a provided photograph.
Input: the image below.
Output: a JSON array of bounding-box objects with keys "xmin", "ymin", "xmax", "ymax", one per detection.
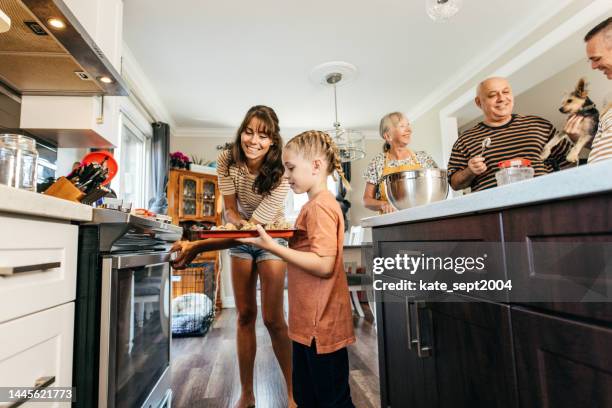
[
  {"xmin": 238, "ymin": 224, "xmax": 276, "ymax": 250},
  {"xmin": 170, "ymin": 240, "xmax": 198, "ymax": 270}
]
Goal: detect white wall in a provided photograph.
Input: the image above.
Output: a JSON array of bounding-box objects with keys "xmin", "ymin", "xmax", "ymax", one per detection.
[{"xmin": 411, "ymin": 0, "xmax": 599, "ymax": 167}]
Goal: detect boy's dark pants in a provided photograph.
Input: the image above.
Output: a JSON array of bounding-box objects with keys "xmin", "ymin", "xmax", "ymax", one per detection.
[{"xmin": 292, "ymin": 340, "xmax": 354, "ymax": 408}]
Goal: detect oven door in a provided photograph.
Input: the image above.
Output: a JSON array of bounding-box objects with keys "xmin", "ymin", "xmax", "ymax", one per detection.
[{"xmin": 99, "ymin": 252, "xmax": 171, "ymax": 408}]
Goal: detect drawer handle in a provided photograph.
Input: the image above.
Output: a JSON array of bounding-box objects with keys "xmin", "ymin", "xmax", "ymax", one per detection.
[
  {"xmin": 0, "ymin": 262, "xmax": 61, "ymax": 276},
  {"xmin": 8, "ymin": 376, "xmax": 56, "ymax": 408}
]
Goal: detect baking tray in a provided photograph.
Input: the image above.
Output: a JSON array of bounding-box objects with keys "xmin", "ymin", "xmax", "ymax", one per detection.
[{"xmin": 197, "ymin": 229, "xmax": 296, "ymax": 239}]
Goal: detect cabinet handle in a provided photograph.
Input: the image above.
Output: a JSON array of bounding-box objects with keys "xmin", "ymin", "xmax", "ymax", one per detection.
[
  {"xmin": 8, "ymin": 376, "xmax": 56, "ymax": 407},
  {"xmin": 414, "ymin": 301, "xmax": 433, "ymax": 358},
  {"xmin": 405, "ymin": 297, "xmax": 418, "ymax": 350},
  {"xmin": 0, "ymin": 262, "xmax": 61, "ymax": 276}
]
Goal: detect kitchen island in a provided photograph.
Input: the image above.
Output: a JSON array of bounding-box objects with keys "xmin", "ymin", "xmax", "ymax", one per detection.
[{"xmin": 362, "ymin": 161, "xmax": 612, "ymax": 408}]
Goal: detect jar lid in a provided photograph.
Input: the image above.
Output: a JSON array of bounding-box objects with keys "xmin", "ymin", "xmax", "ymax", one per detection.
[{"xmin": 497, "ymin": 158, "xmax": 531, "ymax": 168}]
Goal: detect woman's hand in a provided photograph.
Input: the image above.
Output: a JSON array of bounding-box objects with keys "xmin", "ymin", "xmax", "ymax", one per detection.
[
  {"xmin": 237, "ymin": 225, "xmax": 277, "ymax": 251},
  {"xmin": 170, "ymin": 240, "xmax": 199, "ymax": 270},
  {"xmin": 380, "ymin": 202, "xmax": 396, "ymax": 214}
]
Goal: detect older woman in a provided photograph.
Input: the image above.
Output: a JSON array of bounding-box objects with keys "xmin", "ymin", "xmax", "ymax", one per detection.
[{"xmin": 363, "ymin": 112, "xmax": 437, "ymax": 213}]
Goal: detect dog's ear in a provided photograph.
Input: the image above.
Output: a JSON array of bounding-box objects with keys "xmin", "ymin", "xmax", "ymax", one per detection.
[{"xmin": 576, "ymin": 77, "xmax": 588, "ymax": 98}]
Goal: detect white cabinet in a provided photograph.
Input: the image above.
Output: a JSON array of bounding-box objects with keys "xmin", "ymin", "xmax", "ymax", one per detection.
[
  {"xmin": 63, "ymin": 0, "xmax": 123, "ymax": 71},
  {"xmin": 0, "ymin": 303, "xmax": 75, "ymax": 408},
  {"xmin": 20, "ymin": 95, "xmax": 120, "ymax": 147},
  {"xmin": 0, "ymin": 214, "xmax": 78, "ymax": 324}
]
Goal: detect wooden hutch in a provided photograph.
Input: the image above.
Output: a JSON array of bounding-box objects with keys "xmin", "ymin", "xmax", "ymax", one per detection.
[{"xmin": 167, "ymin": 168, "xmax": 223, "ymax": 311}]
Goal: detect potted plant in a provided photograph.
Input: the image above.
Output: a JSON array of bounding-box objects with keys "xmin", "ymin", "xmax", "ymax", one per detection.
[{"xmin": 170, "ymin": 151, "xmax": 190, "ymax": 169}]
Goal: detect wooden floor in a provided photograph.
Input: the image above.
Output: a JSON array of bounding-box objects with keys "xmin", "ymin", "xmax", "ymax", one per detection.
[{"xmin": 171, "ymin": 304, "xmax": 380, "ymax": 408}]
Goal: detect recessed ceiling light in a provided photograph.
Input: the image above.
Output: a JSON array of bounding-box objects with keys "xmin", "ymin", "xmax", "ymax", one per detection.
[
  {"xmin": 98, "ymin": 76, "xmax": 113, "ymax": 84},
  {"xmin": 47, "ymin": 18, "xmax": 66, "ymax": 29}
]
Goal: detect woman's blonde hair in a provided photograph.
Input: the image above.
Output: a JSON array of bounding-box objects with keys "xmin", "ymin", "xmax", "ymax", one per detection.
[
  {"xmin": 285, "ymin": 130, "xmax": 351, "ymax": 191},
  {"xmin": 379, "ymin": 112, "xmax": 406, "ymax": 152}
]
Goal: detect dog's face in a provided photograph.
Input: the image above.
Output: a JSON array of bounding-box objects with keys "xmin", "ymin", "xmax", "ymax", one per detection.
[{"xmin": 559, "ymin": 78, "xmax": 589, "ymax": 114}]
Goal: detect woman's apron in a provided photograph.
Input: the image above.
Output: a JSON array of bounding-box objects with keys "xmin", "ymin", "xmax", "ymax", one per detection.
[{"xmin": 378, "ymin": 151, "xmax": 422, "ymax": 211}]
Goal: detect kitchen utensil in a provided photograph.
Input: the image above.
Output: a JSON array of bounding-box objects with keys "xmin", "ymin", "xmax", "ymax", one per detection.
[
  {"xmin": 81, "ymin": 151, "xmax": 117, "ymax": 185},
  {"xmin": 383, "ymin": 169, "xmax": 449, "ymax": 210},
  {"xmin": 0, "ymin": 134, "xmax": 38, "ymax": 191},
  {"xmin": 480, "ymin": 137, "xmax": 491, "ymax": 156},
  {"xmin": 197, "ymin": 229, "xmax": 297, "ymax": 239},
  {"xmin": 495, "ymin": 158, "xmax": 534, "ymax": 186}
]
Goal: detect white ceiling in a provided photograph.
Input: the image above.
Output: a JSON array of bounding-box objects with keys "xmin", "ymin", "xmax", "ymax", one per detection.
[{"xmin": 123, "ymin": 0, "xmax": 564, "ymax": 133}]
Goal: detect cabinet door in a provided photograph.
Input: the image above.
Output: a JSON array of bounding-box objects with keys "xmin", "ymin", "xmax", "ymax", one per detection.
[
  {"xmin": 512, "ymin": 307, "xmax": 612, "ymax": 407},
  {"xmin": 427, "ymin": 297, "xmax": 517, "ymax": 408},
  {"xmin": 198, "ymin": 179, "xmax": 217, "ymax": 219},
  {"xmin": 503, "ymin": 193, "xmax": 612, "ymax": 322},
  {"xmin": 377, "ymin": 275, "xmax": 432, "ymax": 408},
  {"xmin": 178, "ymin": 175, "xmax": 199, "ymax": 220}
]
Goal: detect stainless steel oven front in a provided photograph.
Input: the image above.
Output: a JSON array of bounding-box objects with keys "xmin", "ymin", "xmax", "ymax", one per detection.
[{"xmin": 100, "ymin": 252, "xmax": 172, "ymax": 408}]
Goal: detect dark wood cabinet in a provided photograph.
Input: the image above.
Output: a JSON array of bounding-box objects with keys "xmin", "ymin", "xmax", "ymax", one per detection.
[
  {"xmin": 503, "ymin": 194, "xmax": 612, "ymax": 323},
  {"xmin": 428, "ymin": 298, "xmax": 517, "ymax": 408},
  {"xmin": 373, "ymin": 192, "xmax": 612, "ymax": 408},
  {"xmin": 512, "ymin": 307, "xmax": 612, "ymax": 407},
  {"xmin": 378, "ymin": 285, "xmax": 432, "ymax": 407}
]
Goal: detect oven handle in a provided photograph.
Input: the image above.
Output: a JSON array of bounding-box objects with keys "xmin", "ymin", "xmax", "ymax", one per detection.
[{"xmin": 110, "ymin": 252, "xmax": 171, "ymax": 269}]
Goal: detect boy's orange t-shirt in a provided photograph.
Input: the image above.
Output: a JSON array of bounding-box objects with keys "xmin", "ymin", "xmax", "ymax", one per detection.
[{"xmin": 287, "ymin": 189, "xmax": 355, "ymax": 354}]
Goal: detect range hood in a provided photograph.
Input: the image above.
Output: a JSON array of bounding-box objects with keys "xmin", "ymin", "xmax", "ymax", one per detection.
[{"xmin": 0, "ymin": 0, "xmax": 128, "ymax": 96}]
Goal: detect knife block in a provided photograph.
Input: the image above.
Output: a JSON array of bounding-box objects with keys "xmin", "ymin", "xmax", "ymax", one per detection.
[{"xmin": 43, "ymin": 177, "xmax": 85, "ymax": 203}]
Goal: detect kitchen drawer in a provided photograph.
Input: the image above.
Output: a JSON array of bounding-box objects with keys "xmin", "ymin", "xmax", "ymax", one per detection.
[
  {"xmin": 0, "ymin": 302, "xmax": 74, "ymax": 407},
  {"xmin": 373, "ymin": 212, "xmax": 507, "ymax": 302},
  {"xmin": 0, "ymin": 215, "xmax": 78, "ymax": 323},
  {"xmin": 503, "ymin": 193, "xmax": 612, "ymax": 323}
]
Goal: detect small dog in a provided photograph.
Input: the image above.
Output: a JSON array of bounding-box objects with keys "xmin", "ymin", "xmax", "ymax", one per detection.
[{"xmin": 540, "ymin": 78, "xmax": 599, "ymax": 163}]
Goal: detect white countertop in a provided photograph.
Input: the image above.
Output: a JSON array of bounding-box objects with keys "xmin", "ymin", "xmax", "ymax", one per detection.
[
  {"xmin": 0, "ymin": 184, "xmax": 93, "ymax": 222},
  {"xmin": 361, "ymin": 161, "xmax": 612, "ymax": 228}
]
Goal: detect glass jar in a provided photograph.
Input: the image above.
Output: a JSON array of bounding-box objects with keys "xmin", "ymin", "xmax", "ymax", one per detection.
[
  {"xmin": 495, "ymin": 158, "xmax": 534, "ymax": 186},
  {"xmin": 0, "ymin": 137, "xmax": 16, "ymax": 187},
  {"xmin": 0, "ymin": 134, "xmax": 39, "ymax": 191}
]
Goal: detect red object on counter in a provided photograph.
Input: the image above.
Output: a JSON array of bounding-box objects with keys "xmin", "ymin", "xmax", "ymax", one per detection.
[
  {"xmin": 81, "ymin": 151, "xmax": 118, "ymax": 185},
  {"xmin": 497, "ymin": 158, "xmax": 531, "ymax": 168},
  {"xmin": 197, "ymin": 229, "xmax": 296, "ymax": 239}
]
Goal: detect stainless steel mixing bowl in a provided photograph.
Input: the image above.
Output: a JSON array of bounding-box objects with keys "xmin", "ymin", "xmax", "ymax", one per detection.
[{"xmin": 383, "ymin": 168, "xmax": 449, "ymax": 210}]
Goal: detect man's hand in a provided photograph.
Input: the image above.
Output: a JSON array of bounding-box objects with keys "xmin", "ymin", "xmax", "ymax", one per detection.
[
  {"xmin": 380, "ymin": 202, "xmax": 396, "ymax": 214},
  {"xmin": 237, "ymin": 225, "xmax": 277, "ymax": 251},
  {"xmin": 170, "ymin": 240, "xmax": 199, "ymax": 270},
  {"xmin": 564, "ymin": 115, "xmax": 584, "ymax": 142},
  {"xmin": 467, "ymin": 156, "xmax": 487, "ymax": 176}
]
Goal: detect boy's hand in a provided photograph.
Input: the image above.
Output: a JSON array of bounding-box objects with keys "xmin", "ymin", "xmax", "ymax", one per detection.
[{"xmin": 238, "ymin": 225, "xmax": 276, "ymax": 250}]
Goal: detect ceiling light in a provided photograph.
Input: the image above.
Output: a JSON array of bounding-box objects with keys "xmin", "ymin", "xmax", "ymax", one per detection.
[
  {"xmin": 0, "ymin": 9, "xmax": 11, "ymax": 33},
  {"xmin": 426, "ymin": 0, "xmax": 462, "ymax": 22},
  {"xmin": 324, "ymin": 72, "xmax": 365, "ymax": 163},
  {"xmin": 47, "ymin": 18, "xmax": 66, "ymax": 29},
  {"xmin": 98, "ymin": 76, "xmax": 113, "ymax": 84}
]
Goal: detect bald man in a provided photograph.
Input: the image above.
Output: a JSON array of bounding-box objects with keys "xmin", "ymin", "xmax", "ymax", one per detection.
[{"xmin": 447, "ymin": 77, "xmax": 572, "ymax": 192}]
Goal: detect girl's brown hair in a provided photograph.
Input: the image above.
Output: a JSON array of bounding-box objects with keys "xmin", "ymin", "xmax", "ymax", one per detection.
[
  {"xmin": 225, "ymin": 105, "xmax": 284, "ymax": 196},
  {"xmin": 285, "ymin": 130, "xmax": 351, "ymax": 191}
]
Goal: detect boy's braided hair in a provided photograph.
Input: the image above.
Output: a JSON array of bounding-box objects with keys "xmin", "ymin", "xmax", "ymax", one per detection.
[{"xmin": 285, "ymin": 130, "xmax": 351, "ymax": 191}]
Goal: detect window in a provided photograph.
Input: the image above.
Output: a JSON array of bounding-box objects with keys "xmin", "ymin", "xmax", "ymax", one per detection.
[
  {"xmin": 116, "ymin": 115, "xmax": 148, "ymax": 208},
  {"xmin": 284, "ymin": 175, "xmax": 339, "ymax": 221}
]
